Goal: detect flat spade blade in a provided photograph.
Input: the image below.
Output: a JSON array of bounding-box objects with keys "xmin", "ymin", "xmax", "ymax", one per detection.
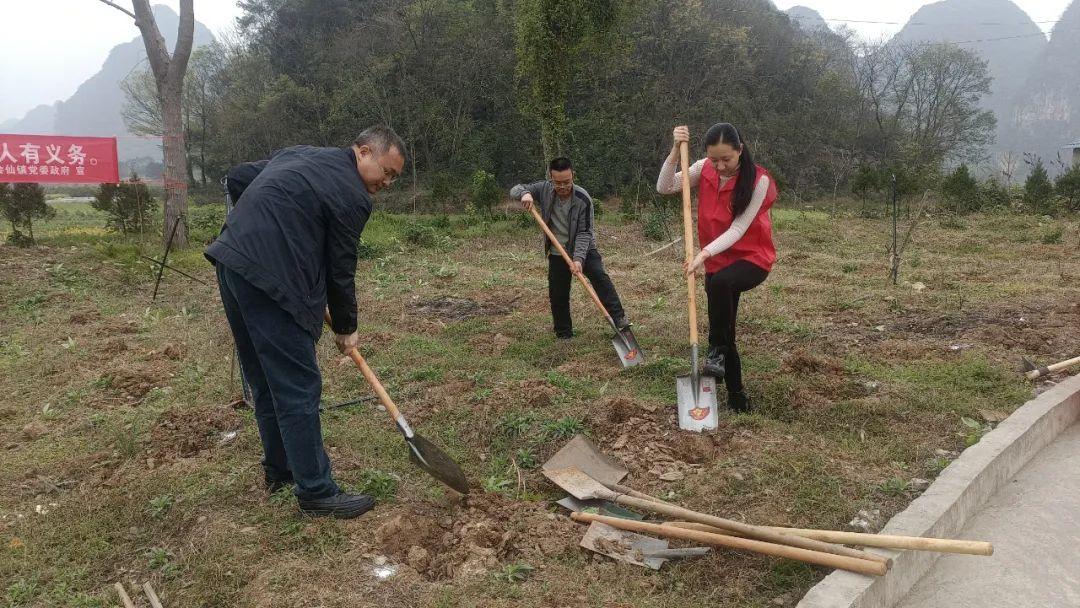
[
  {"xmin": 542, "ymin": 466, "xmax": 615, "ymax": 500},
  {"xmin": 406, "ymin": 434, "xmax": 469, "ymax": 494},
  {"xmin": 580, "ymin": 521, "xmax": 668, "ymax": 570},
  {"xmin": 676, "ymin": 373, "xmax": 719, "ymax": 432},
  {"xmin": 543, "ymin": 435, "xmax": 628, "ymax": 486},
  {"xmin": 611, "ymin": 327, "xmax": 646, "ymax": 368}
]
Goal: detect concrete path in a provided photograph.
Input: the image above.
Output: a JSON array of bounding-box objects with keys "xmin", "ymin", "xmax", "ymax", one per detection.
[{"xmin": 896, "ymin": 423, "xmax": 1080, "ymax": 608}]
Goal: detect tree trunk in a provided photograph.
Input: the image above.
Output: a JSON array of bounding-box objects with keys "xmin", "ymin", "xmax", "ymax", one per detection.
[{"xmin": 102, "ymin": 0, "xmax": 194, "ymax": 251}]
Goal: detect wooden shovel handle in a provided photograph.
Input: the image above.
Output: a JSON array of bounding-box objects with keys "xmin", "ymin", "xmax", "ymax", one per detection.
[
  {"xmin": 527, "ymin": 204, "xmax": 614, "ymax": 323},
  {"xmin": 1026, "ymin": 354, "xmax": 1080, "ymax": 379},
  {"xmin": 613, "ymin": 494, "xmax": 890, "ymax": 566},
  {"xmin": 666, "ymin": 522, "xmax": 993, "ymax": 556},
  {"xmin": 679, "ymin": 140, "xmax": 698, "ymax": 345},
  {"xmin": 571, "ymin": 512, "xmax": 887, "ymax": 577},
  {"xmin": 323, "ymin": 311, "xmax": 404, "ymax": 422}
]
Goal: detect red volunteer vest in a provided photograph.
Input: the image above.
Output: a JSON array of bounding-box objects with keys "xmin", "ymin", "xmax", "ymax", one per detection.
[{"xmin": 698, "ymin": 160, "xmax": 778, "ymax": 273}]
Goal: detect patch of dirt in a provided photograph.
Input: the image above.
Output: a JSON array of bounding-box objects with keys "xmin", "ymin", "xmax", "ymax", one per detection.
[
  {"xmin": 781, "ymin": 349, "xmax": 864, "ymax": 408},
  {"xmin": 104, "ymin": 368, "xmax": 161, "ymax": 402},
  {"xmin": 67, "ymin": 310, "xmax": 99, "ymax": 325},
  {"xmin": 149, "ymin": 405, "xmax": 243, "ymax": 460},
  {"xmin": 410, "ymin": 296, "xmax": 511, "ymax": 322},
  {"xmin": 97, "ymin": 338, "xmax": 130, "ymax": 356},
  {"xmin": 467, "ymin": 332, "xmax": 513, "ymax": 356},
  {"xmin": 373, "ymin": 493, "xmax": 578, "ymax": 580}
]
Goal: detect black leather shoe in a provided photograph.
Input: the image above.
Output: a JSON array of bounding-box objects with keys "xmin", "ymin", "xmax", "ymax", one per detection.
[
  {"xmin": 613, "ymin": 316, "xmax": 631, "ymax": 331},
  {"xmin": 702, "ymin": 346, "xmax": 725, "ymax": 378},
  {"xmin": 555, "ymin": 332, "xmax": 574, "ymax": 340},
  {"xmin": 298, "ymin": 492, "xmax": 375, "ymax": 519},
  {"xmin": 728, "ymin": 390, "xmax": 752, "ymax": 413}
]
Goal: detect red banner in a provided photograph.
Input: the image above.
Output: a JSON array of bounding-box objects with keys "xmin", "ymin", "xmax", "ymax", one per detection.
[{"xmin": 0, "ymin": 134, "xmax": 120, "ymax": 184}]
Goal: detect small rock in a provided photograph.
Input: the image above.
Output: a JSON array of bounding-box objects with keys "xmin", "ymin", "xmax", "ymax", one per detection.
[
  {"xmin": 909, "ymin": 478, "xmax": 931, "ymax": 492},
  {"xmin": 373, "ymin": 555, "xmax": 388, "ymax": 566},
  {"xmin": 934, "ymin": 448, "xmax": 959, "ymax": 459},
  {"xmin": 21, "ymin": 423, "xmax": 47, "ymax": 441},
  {"xmin": 612, "ymin": 434, "xmax": 629, "ymax": 450},
  {"xmin": 659, "ymin": 471, "xmax": 685, "ymax": 482},
  {"xmin": 730, "ymin": 471, "xmax": 745, "ymax": 482},
  {"xmin": 978, "ymin": 409, "xmax": 1008, "ymax": 423},
  {"xmin": 911, "ymin": 282, "xmax": 926, "ymax": 292},
  {"xmin": 874, "ymin": 325, "xmax": 885, "ymax": 332},
  {"xmin": 848, "ymin": 509, "xmax": 882, "ymax": 533},
  {"xmin": 861, "ymin": 381, "xmax": 880, "ymax": 392}
]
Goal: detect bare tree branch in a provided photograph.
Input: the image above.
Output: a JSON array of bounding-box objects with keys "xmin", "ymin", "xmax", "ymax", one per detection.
[{"xmin": 95, "ymin": 0, "xmax": 135, "ymax": 19}]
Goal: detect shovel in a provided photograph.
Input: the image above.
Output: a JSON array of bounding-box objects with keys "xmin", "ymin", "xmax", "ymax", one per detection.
[
  {"xmin": 325, "ymin": 312, "xmax": 469, "ymax": 494},
  {"xmin": 571, "ymin": 512, "xmax": 888, "ymax": 577},
  {"xmin": 676, "ymin": 140, "xmax": 718, "ymax": 431},
  {"xmin": 526, "ymin": 205, "xmax": 645, "ymax": 368},
  {"xmin": 543, "ymin": 466, "xmax": 889, "ymax": 567}
]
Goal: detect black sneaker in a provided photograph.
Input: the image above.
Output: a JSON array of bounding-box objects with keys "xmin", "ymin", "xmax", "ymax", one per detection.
[
  {"xmin": 728, "ymin": 390, "xmax": 751, "ymax": 413},
  {"xmin": 702, "ymin": 346, "xmax": 725, "ymax": 378},
  {"xmin": 612, "ymin": 316, "xmax": 631, "ymax": 332},
  {"xmin": 298, "ymin": 492, "xmax": 376, "ymax": 519},
  {"xmin": 555, "ymin": 331, "xmax": 574, "ymax": 340}
]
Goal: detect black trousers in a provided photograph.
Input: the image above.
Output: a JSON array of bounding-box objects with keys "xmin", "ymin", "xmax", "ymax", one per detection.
[
  {"xmin": 548, "ymin": 249, "xmax": 625, "ymax": 337},
  {"xmin": 705, "ymin": 260, "xmax": 768, "ymax": 393},
  {"xmin": 217, "ymin": 265, "xmax": 339, "ymax": 500}
]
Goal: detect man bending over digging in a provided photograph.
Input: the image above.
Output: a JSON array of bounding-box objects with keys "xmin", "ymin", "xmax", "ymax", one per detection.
[{"xmin": 206, "ymin": 126, "xmax": 406, "ymax": 519}]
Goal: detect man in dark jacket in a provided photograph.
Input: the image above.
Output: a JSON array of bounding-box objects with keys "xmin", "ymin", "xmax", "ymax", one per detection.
[
  {"xmin": 510, "ymin": 157, "xmax": 632, "ymax": 339},
  {"xmin": 206, "ymin": 126, "xmax": 405, "ymax": 519}
]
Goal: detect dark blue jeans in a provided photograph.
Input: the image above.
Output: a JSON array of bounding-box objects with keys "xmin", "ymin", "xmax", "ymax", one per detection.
[{"xmin": 216, "ymin": 264, "xmax": 339, "ymax": 500}]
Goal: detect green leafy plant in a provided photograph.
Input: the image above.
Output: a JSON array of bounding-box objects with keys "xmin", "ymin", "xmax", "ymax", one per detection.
[{"xmin": 493, "ymin": 563, "xmax": 534, "ymax": 583}]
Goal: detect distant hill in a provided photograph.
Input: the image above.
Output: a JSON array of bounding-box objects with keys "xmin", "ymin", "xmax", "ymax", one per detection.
[
  {"xmin": 786, "ymin": 5, "xmax": 830, "ymax": 33},
  {"xmin": 0, "ymin": 4, "xmax": 214, "ymax": 175},
  {"xmin": 891, "ymin": 0, "xmax": 1047, "ymax": 148},
  {"xmin": 1008, "ymin": 0, "xmax": 1080, "ymax": 171}
]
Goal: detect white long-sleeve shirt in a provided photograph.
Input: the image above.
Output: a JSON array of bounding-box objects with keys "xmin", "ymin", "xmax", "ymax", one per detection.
[{"xmin": 656, "ymin": 156, "xmax": 770, "ymax": 257}]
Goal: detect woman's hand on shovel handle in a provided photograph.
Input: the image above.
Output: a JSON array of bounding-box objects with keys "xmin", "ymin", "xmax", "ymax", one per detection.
[
  {"xmin": 671, "ymin": 126, "xmax": 690, "ymax": 153},
  {"xmin": 684, "ymin": 250, "xmax": 708, "ymax": 277},
  {"xmin": 334, "ymin": 331, "xmax": 359, "ymax": 355}
]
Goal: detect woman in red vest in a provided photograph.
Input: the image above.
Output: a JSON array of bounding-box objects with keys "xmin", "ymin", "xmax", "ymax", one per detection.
[{"xmin": 657, "ymin": 123, "xmax": 778, "ymax": 412}]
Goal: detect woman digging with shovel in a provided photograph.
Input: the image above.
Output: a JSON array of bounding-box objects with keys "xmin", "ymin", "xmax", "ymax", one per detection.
[{"xmin": 657, "ymin": 123, "xmax": 778, "ymax": 413}]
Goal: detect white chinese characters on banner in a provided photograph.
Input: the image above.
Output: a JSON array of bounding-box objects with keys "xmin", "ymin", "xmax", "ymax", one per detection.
[{"xmin": 1, "ymin": 142, "xmax": 95, "ymax": 176}]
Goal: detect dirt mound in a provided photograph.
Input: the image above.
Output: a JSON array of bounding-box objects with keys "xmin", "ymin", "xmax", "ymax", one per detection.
[
  {"xmin": 374, "ymin": 493, "xmax": 578, "ymax": 581},
  {"xmin": 149, "ymin": 405, "xmax": 243, "ymax": 459},
  {"xmin": 410, "ymin": 296, "xmax": 509, "ymax": 322},
  {"xmin": 108, "ymin": 368, "xmax": 160, "ymax": 402}
]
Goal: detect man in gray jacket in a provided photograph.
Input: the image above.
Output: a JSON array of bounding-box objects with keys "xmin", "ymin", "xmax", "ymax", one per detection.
[{"xmin": 510, "ymin": 157, "xmax": 631, "ymax": 339}]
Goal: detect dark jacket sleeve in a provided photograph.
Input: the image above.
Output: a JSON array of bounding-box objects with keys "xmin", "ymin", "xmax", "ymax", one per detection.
[
  {"xmin": 226, "ymin": 159, "xmax": 271, "ymax": 203},
  {"xmin": 325, "ymin": 205, "xmax": 367, "ymax": 335},
  {"xmin": 572, "ymin": 190, "xmax": 595, "ymax": 262}
]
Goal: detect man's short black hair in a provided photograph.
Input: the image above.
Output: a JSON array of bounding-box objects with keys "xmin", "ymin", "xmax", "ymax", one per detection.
[
  {"xmin": 548, "ymin": 157, "xmax": 573, "ymax": 172},
  {"xmin": 354, "ymin": 126, "xmax": 407, "ymax": 157}
]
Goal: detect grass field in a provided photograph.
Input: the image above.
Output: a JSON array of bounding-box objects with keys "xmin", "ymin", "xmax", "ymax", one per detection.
[{"xmin": 1, "ymin": 198, "xmax": 1077, "ymax": 607}]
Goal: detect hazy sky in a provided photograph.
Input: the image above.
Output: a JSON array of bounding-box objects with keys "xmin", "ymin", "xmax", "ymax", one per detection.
[
  {"xmin": 0, "ymin": 1, "xmax": 244, "ymax": 122},
  {"xmin": 0, "ymin": 0, "xmax": 1075, "ymax": 122}
]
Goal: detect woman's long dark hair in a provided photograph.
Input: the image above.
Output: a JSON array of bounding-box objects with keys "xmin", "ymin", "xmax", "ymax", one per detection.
[{"xmin": 703, "ymin": 123, "xmax": 756, "ymax": 217}]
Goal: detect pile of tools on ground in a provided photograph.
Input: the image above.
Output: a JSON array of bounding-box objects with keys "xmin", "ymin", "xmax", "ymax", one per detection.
[{"xmin": 544, "ymin": 436, "xmax": 993, "ymax": 575}]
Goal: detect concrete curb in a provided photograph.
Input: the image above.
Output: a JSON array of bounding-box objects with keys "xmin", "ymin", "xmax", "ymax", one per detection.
[{"xmin": 797, "ymin": 374, "xmax": 1080, "ymax": 608}]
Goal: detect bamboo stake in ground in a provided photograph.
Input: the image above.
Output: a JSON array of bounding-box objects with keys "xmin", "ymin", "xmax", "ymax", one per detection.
[
  {"xmin": 143, "ymin": 582, "xmax": 165, "ymax": 608},
  {"xmin": 113, "ymin": 583, "xmax": 136, "ymax": 608},
  {"xmin": 571, "ymin": 512, "xmax": 888, "ymax": 577}
]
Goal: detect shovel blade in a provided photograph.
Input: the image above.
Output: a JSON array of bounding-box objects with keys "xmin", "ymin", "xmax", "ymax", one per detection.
[
  {"xmin": 611, "ymin": 328, "xmax": 645, "ymax": 368},
  {"xmin": 406, "ymin": 434, "xmax": 470, "ymax": 494},
  {"xmin": 580, "ymin": 521, "xmax": 668, "ymax": 570},
  {"xmin": 543, "ymin": 435, "xmax": 628, "ymax": 486},
  {"xmin": 676, "ymin": 374, "xmax": 719, "ymax": 432}
]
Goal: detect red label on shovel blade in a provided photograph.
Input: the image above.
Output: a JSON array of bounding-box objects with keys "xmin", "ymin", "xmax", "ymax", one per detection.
[
  {"xmin": 624, "ymin": 349, "xmax": 638, "ymax": 360},
  {"xmin": 689, "ymin": 407, "xmax": 711, "ymax": 421}
]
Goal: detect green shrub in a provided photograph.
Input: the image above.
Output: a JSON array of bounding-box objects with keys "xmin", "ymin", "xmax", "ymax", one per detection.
[
  {"xmin": 1055, "ymin": 164, "xmax": 1080, "ymax": 212},
  {"xmin": 470, "ymin": 169, "xmax": 502, "ymax": 215}
]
